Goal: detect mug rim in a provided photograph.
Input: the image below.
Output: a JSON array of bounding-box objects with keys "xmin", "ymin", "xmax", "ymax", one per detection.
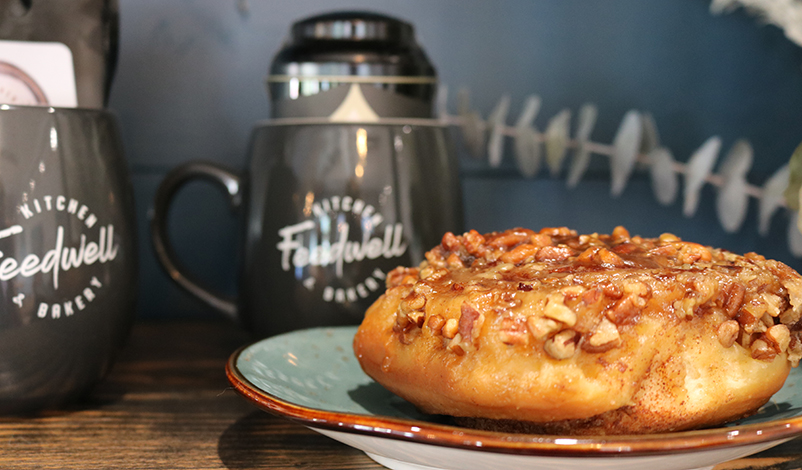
[
  {"xmin": 252, "ymin": 117, "xmax": 449, "ymax": 129},
  {"xmin": 0, "ymin": 103, "xmax": 115, "ymax": 117}
]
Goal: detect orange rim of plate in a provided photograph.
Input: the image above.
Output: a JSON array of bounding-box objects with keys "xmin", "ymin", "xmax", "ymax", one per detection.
[{"xmin": 226, "ymin": 343, "xmax": 802, "ymax": 458}]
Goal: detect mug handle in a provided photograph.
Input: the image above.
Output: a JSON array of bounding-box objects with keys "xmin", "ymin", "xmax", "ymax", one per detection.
[{"xmin": 150, "ymin": 162, "xmax": 241, "ymax": 320}]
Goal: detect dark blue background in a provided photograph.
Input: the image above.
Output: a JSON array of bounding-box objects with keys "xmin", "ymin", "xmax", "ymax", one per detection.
[{"xmin": 108, "ymin": 0, "xmax": 802, "ymax": 319}]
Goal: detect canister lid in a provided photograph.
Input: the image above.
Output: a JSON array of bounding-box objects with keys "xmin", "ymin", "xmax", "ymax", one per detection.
[
  {"xmin": 267, "ymin": 11, "xmax": 437, "ymax": 119},
  {"xmin": 290, "ymin": 11, "xmax": 415, "ymax": 44}
]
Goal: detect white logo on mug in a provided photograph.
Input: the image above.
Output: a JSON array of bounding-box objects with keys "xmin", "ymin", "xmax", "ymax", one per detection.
[
  {"xmin": 276, "ymin": 195, "xmax": 407, "ymax": 304},
  {"xmin": 7, "ymin": 193, "xmax": 121, "ymax": 320}
]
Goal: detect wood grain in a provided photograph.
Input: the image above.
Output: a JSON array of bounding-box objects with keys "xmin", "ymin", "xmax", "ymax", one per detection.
[
  {"xmin": 0, "ymin": 321, "xmax": 380, "ymax": 469},
  {"xmin": 0, "ymin": 320, "xmax": 799, "ymax": 469}
]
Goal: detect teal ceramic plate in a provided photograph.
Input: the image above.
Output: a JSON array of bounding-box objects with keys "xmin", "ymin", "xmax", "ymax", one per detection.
[{"xmin": 226, "ymin": 326, "xmax": 802, "ymax": 470}]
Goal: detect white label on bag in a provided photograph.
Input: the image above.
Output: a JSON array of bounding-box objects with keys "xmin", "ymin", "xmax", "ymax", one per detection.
[{"xmin": 0, "ymin": 40, "xmax": 78, "ymax": 107}]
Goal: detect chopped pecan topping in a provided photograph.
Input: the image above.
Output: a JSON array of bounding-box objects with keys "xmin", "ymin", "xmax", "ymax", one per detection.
[
  {"xmin": 607, "ymin": 294, "xmax": 646, "ymax": 324},
  {"xmin": 386, "ymin": 266, "xmax": 419, "ymax": 288},
  {"xmin": 584, "ymin": 318, "xmax": 621, "ymax": 352},
  {"xmin": 611, "ymin": 225, "xmax": 631, "ymax": 242},
  {"xmin": 751, "ymin": 339, "xmax": 777, "ymax": 361},
  {"xmin": 675, "ymin": 241, "xmax": 713, "ymax": 264},
  {"xmin": 499, "ymin": 317, "xmax": 529, "ymax": 345},
  {"xmin": 717, "ymin": 320, "xmax": 739, "ymax": 348},
  {"xmin": 544, "ymin": 330, "xmax": 578, "ymax": 360},
  {"xmin": 407, "ymin": 310, "xmax": 425, "ymax": 328},
  {"xmin": 442, "ymin": 318, "xmax": 459, "ymax": 339},
  {"xmin": 427, "ymin": 314, "xmax": 446, "ymax": 333},
  {"xmin": 535, "ymin": 245, "xmax": 575, "ymax": 262},
  {"xmin": 447, "ymin": 334, "xmax": 465, "ymax": 355},
  {"xmin": 723, "ymin": 282, "xmax": 746, "ymax": 318},
  {"xmin": 766, "ymin": 324, "xmax": 791, "ymax": 353},
  {"xmin": 762, "ymin": 293, "xmax": 784, "ymax": 318},
  {"xmin": 405, "ymin": 292, "xmax": 427, "ymax": 310},
  {"xmin": 459, "ymin": 303, "xmax": 482, "ymax": 341},
  {"xmin": 394, "ymin": 226, "xmax": 802, "ymax": 367},
  {"xmin": 526, "ymin": 315, "xmax": 561, "ymax": 341},
  {"xmin": 542, "ymin": 293, "xmax": 577, "ymax": 326}
]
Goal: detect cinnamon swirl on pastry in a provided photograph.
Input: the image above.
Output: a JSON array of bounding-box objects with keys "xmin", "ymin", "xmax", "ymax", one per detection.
[{"xmin": 353, "ymin": 226, "xmax": 802, "ymax": 435}]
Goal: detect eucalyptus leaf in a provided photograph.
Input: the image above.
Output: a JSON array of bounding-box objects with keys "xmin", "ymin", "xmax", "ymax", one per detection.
[
  {"xmin": 487, "ymin": 94, "xmax": 511, "ymax": 125},
  {"xmin": 718, "ymin": 139, "xmax": 753, "ymax": 180},
  {"xmin": 714, "ymin": 139, "xmax": 753, "ymax": 233},
  {"xmin": 639, "ymin": 112, "xmax": 660, "ymax": 155},
  {"xmin": 716, "ymin": 175, "xmax": 749, "ymax": 233},
  {"xmin": 567, "ymin": 103, "xmax": 598, "ymax": 188},
  {"xmin": 683, "ymin": 136, "xmax": 722, "ymax": 217},
  {"xmin": 515, "ymin": 95, "xmax": 542, "ymax": 128},
  {"xmin": 513, "ymin": 95, "xmax": 543, "ymax": 177},
  {"xmin": 545, "ymin": 109, "xmax": 571, "ymax": 176},
  {"xmin": 462, "ymin": 111, "xmax": 486, "ymax": 158},
  {"xmin": 790, "ymin": 212, "xmax": 802, "ymax": 257},
  {"xmin": 514, "ymin": 126, "xmax": 542, "ymax": 178},
  {"xmin": 610, "ymin": 110, "xmax": 642, "ymax": 197},
  {"xmin": 758, "ymin": 164, "xmax": 790, "ymax": 236},
  {"xmin": 488, "ymin": 123, "xmax": 506, "ymax": 168},
  {"xmin": 783, "ymin": 141, "xmax": 802, "ymax": 211},
  {"xmin": 487, "ymin": 95, "xmax": 511, "ymax": 167},
  {"xmin": 648, "ymin": 147, "xmax": 679, "ymax": 205},
  {"xmin": 635, "ymin": 113, "xmax": 660, "ymax": 171}
]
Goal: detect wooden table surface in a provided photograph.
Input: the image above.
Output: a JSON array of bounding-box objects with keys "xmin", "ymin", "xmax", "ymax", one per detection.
[{"xmin": 1, "ymin": 320, "xmax": 801, "ymax": 469}]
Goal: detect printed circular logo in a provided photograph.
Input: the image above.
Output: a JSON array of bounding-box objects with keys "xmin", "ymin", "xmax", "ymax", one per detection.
[
  {"xmin": 0, "ymin": 61, "xmax": 48, "ymax": 106},
  {"xmin": 276, "ymin": 194, "xmax": 408, "ymax": 305},
  {"xmin": 8, "ymin": 193, "xmax": 120, "ymax": 320}
]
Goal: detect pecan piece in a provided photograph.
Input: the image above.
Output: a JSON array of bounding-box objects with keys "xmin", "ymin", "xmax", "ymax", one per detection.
[
  {"xmin": 717, "ymin": 320, "xmax": 739, "ymax": 348},
  {"xmin": 489, "ymin": 230, "xmax": 532, "ymax": 248},
  {"xmin": 407, "ymin": 310, "xmax": 425, "ymax": 328},
  {"xmin": 723, "ymin": 282, "xmax": 746, "ymax": 318},
  {"xmin": 500, "ymin": 243, "xmax": 538, "ymax": 264},
  {"xmin": 446, "ymin": 252, "xmax": 464, "ymax": 268},
  {"xmin": 535, "ymin": 245, "xmax": 575, "ymax": 262},
  {"xmin": 539, "ymin": 227, "xmax": 577, "ymax": 238},
  {"xmin": 386, "ymin": 266, "xmax": 418, "ymax": 288},
  {"xmin": 427, "ymin": 314, "xmax": 446, "ymax": 334},
  {"xmin": 542, "ymin": 293, "xmax": 577, "ymax": 326},
  {"xmin": 611, "ymin": 225, "xmax": 631, "ymax": 242},
  {"xmin": 751, "ymin": 339, "xmax": 777, "ymax": 361},
  {"xmin": 441, "ymin": 232, "xmax": 462, "ymax": 251},
  {"xmin": 607, "ymin": 294, "xmax": 645, "ymax": 324},
  {"xmin": 442, "ymin": 318, "xmax": 459, "ymax": 339},
  {"xmin": 405, "ymin": 291, "xmax": 427, "ymax": 310},
  {"xmin": 544, "ymin": 330, "xmax": 578, "ymax": 360},
  {"xmin": 584, "ymin": 317, "xmax": 621, "ymax": 352},
  {"xmin": 459, "ymin": 303, "xmax": 480, "ymax": 337},
  {"xmin": 447, "ymin": 334, "xmax": 465, "ymax": 355},
  {"xmin": 766, "ymin": 324, "xmax": 791, "ymax": 353},
  {"xmin": 526, "ymin": 315, "xmax": 561, "ymax": 341},
  {"xmin": 499, "ymin": 317, "xmax": 529, "ymax": 345},
  {"xmin": 577, "ymin": 246, "xmax": 625, "ymax": 268},
  {"xmin": 658, "ymin": 233, "xmax": 680, "ymax": 243},
  {"xmin": 762, "ymin": 293, "xmax": 784, "ymax": 318},
  {"xmin": 675, "ymin": 241, "xmax": 713, "ymax": 264}
]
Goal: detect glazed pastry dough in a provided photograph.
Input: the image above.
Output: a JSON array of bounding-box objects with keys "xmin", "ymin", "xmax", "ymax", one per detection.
[{"xmin": 354, "ymin": 226, "xmax": 802, "ymax": 435}]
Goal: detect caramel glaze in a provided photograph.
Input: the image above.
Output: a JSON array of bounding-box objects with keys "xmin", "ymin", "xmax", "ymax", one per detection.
[{"xmin": 354, "ymin": 226, "xmax": 802, "ymax": 435}]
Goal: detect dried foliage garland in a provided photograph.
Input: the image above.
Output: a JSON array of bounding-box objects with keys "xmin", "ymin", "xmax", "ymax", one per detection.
[{"xmin": 439, "ymin": 87, "xmax": 802, "ymax": 256}]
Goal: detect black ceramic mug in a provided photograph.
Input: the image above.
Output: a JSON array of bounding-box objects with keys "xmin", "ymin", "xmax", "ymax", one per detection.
[
  {"xmin": 151, "ymin": 123, "xmax": 463, "ymax": 337},
  {"xmin": 0, "ymin": 105, "xmax": 138, "ymax": 414}
]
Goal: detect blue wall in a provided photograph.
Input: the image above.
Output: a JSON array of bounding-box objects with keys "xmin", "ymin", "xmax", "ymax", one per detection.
[{"xmin": 108, "ymin": 0, "xmax": 802, "ymax": 319}]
